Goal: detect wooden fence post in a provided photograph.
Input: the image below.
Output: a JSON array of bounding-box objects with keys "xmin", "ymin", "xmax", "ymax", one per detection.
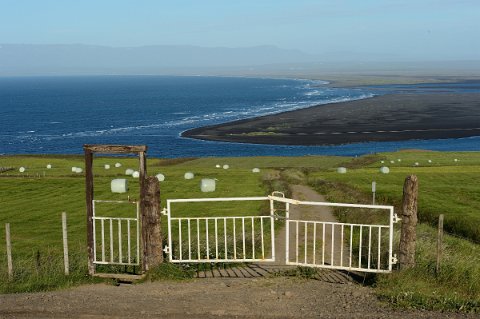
[
  {"xmin": 141, "ymin": 176, "xmax": 163, "ymax": 272},
  {"xmin": 5, "ymin": 223, "xmax": 13, "ymax": 280},
  {"xmin": 62, "ymin": 212, "xmax": 70, "ymax": 276},
  {"xmin": 436, "ymin": 214, "xmax": 444, "ymax": 275},
  {"xmin": 399, "ymin": 175, "xmax": 418, "ymax": 270}
]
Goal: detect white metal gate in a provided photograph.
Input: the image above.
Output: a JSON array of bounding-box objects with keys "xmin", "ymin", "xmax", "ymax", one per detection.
[
  {"xmin": 92, "ymin": 200, "xmax": 140, "ymax": 267},
  {"xmin": 270, "ymin": 196, "xmax": 399, "ymax": 273},
  {"xmin": 165, "ymin": 194, "xmax": 399, "ymax": 273},
  {"xmin": 166, "ymin": 197, "xmax": 276, "ymax": 263}
]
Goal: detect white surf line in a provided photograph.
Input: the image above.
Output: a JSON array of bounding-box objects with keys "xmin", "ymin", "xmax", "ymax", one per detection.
[{"xmin": 313, "ymin": 127, "xmax": 480, "ymax": 135}]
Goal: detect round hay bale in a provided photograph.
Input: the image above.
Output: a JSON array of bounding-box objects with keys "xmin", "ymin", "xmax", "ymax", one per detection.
[
  {"xmin": 156, "ymin": 173, "xmax": 165, "ymax": 182},
  {"xmin": 184, "ymin": 172, "xmax": 194, "ymax": 180},
  {"xmin": 215, "ymin": 164, "xmax": 221, "ymax": 168},
  {"xmin": 111, "ymin": 179, "xmax": 128, "ymax": 193},
  {"xmin": 19, "ymin": 167, "xmax": 25, "ymax": 173},
  {"xmin": 379, "ymin": 166, "xmax": 390, "ymax": 174},
  {"xmin": 132, "ymin": 171, "xmax": 140, "ymax": 178},
  {"xmin": 337, "ymin": 167, "xmax": 347, "ymax": 174},
  {"xmin": 72, "ymin": 167, "xmax": 77, "ymax": 172},
  {"xmin": 115, "ymin": 163, "xmax": 122, "ymax": 168},
  {"xmin": 223, "ymin": 164, "xmax": 230, "ymax": 170},
  {"xmin": 46, "ymin": 164, "xmax": 52, "ymax": 169},
  {"xmin": 252, "ymin": 168, "xmax": 261, "ymax": 173},
  {"xmin": 75, "ymin": 167, "xmax": 83, "ymax": 173},
  {"xmin": 200, "ymin": 179, "xmax": 216, "ymax": 192},
  {"xmin": 125, "ymin": 169, "xmax": 134, "ymax": 176},
  {"xmin": 104, "ymin": 164, "xmax": 111, "ymax": 170}
]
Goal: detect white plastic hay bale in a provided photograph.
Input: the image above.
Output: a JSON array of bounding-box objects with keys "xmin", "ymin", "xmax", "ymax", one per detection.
[
  {"xmin": 75, "ymin": 167, "xmax": 83, "ymax": 173},
  {"xmin": 184, "ymin": 172, "xmax": 194, "ymax": 180},
  {"xmin": 19, "ymin": 167, "xmax": 25, "ymax": 173},
  {"xmin": 104, "ymin": 164, "xmax": 110, "ymax": 170},
  {"xmin": 454, "ymin": 158, "xmax": 458, "ymax": 162},
  {"xmin": 380, "ymin": 160, "xmax": 385, "ymax": 164},
  {"xmin": 215, "ymin": 164, "xmax": 221, "ymax": 168},
  {"xmin": 414, "ymin": 162, "xmax": 419, "ymax": 166},
  {"xmin": 428, "ymin": 159, "xmax": 432, "ymax": 163},
  {"xmin": 46, "ymin": 164, "xmax": 52, "ymax": 169},
  {"xmin": 115, "ymin": 163, "xmax": 122, "ymax": 168},
  {"xmin": 379, "ymin": 166, "xmax": 390, "ymax": 174},
  {"xmin": 156, "ymin": 173, "xmax": 165, "ymax": 182},
  {"xmin": 252, "ymin": 168, "xmax": 261, "ymax": 173},
  {"xmin": 111, "ymin": 179, "xmax": 128, "ymax": 193},
  {"xmin": 200, "ymin": 179, "xmax": 216, "ymax": 192},
  {"xmin": 337, "ymin": 167, "xmax": 347, "ymax": 174},
  {"xmin": 72, "ymin": 167, "xmax": 77, "ymax": 172},
  {"xmin": 397, "ymin": 159, "xmax": 402, "ymax": 162},
  {"xmin": 125, "ymin": 169, "xmax": 134, "ymax": 176},
  {"xmin": 132, "ymin": 171, "xmax": 140, "ymax": 178},
  {"xmin": 223, "ymin": 164, "xmax": 230, "ymax": 170},
  {"xmin": 390, "ymin": 160, "xmax": 395, "ymax": 164}
]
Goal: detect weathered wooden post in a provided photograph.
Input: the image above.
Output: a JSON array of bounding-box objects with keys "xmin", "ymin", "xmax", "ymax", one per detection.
[
  {"xmin": 84, "ymin": 147, "xmax": 95, "ymax": 276},
  {"xmin": 399, "ymin": 175, "xmax": 418, "ymax": 270},
  {"xmin": 141, "ymin": 176, "xmax": 163, "ymax": 272},
  {"xmin": 5, "ymin": 223, "xmax": 13, "ymax": 280},
  {"xmin": 62, "ymin": 212, "xmax": 70, "ymax": 276},
  {"xmin": 436, "ymin": 214, "xmax": 444, "ymax": 275}
]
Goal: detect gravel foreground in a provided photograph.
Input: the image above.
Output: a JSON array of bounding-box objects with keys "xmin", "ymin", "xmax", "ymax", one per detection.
[{"xmin": 0, "ymin": 276, "xmax": 476, "ymax": 319}]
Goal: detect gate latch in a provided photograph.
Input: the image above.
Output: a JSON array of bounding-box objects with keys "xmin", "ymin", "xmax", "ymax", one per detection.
[
  {"xmin": 163, "ymin": 246, "xmax": 170, "ymax": 254},
  {"xmin": 393, "ymin": 214, "xmax": 402, "ymax": 223},
  {"xmin": 390, "ymin": 254, "xmax": 398, "ymax": 265},
  {"xmin": 161, "ymin": 208, "xmax": 168, "ymax": 216}
]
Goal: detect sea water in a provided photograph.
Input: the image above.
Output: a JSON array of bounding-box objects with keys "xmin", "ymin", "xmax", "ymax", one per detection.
[{"xmin": 0, "ymin": 75, "xmax": 479, "ymax": 157}]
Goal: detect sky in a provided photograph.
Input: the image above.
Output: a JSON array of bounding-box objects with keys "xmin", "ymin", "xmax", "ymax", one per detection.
[{"xmin": 1, "ymin": 0, "xmax": 479, "ymax": 60}]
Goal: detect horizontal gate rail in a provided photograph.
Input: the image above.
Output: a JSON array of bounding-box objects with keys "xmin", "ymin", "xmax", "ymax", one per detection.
[
  {"xmin": 92, "ymin": 200, "xmax": 140, "ymax": 266},
  {"xmin": 166, "ymin": 197, "xmax": 275, "ymax": 263}
]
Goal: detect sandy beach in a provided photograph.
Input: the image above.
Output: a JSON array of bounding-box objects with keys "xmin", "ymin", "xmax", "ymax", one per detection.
[{"xmin": 182, "ymin": 93, "xmax": 480, "ymax": 145}]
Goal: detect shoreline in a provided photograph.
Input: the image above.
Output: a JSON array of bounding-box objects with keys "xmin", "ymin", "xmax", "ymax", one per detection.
[{"xmin": 182, "ymin": 92, "xmax": 480, "ymax": 146}]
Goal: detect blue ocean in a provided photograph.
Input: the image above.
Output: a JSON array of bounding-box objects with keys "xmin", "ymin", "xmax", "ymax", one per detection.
[{"xmin": 0, "ymin": 76, "xmax": 479, "ymax": 157}]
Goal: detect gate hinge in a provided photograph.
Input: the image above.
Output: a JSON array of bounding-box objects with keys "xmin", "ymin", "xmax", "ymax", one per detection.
[
  {"xmin": 161, "ymin": 208, "xmax": 168, "ymax": 216},
  {"xmin": 393, "ymin": 214, "xmax": 402, "ymax": 223},
  {"xmin": 163, "ymin": 246, "xmax": 170, "ymax": 254},
  {"xmin": 390, "ymin": 254, "xmax": 398, "ymax": 265}
]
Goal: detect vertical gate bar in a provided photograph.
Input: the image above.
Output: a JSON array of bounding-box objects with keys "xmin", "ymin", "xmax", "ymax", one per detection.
[
  {"xmin": 206, "ymin": 219, "xmax": 209, "ymax": 260},
  {"xmin": 197, "ymin": 219, "xmax": 200, "ymax": 260},
  {"xmin": 313, "ymin": 223, "xmax": 317, "ymax": 264},
  {"xmin": 242, "ymin": 218, "xmax": 246, "ymax": 260},
  {"xmin": 377, "ymin": 227, "xmax": 382, "ymax": 270},
  {"xmin": 224, "ymin": 218, "xmax": 227, "ymax": 259},
  {"xmin": 179, "ymin": 219, "xmax": 182, "ymax": 260},
  {"xmin": 101, "ymin": 219, "xmax": 105, "ymax": 262},
  {"xmin": 322, "ymin": 223, "xmax": 325, "ymax": 265},
  {"xmin": 109, "ymin": 219, "xmax": 113, "ymax": 263},
  {"xmin": 260, "ymin": 217, "xmax": 265, "ymax": 259},
  {"xmin": 359, "ymin": 225, "xmax": 363, "ymax": 268},
  {"xmin": 233, "ymin": 218, "xmax": 237, "ymax": 259},
  {"xmin": 349, "ymin": 225, "xmax": 353, "ymax": 268},
  {"xmin": 188, "ymin": 219, "xmax": 191, "ymax": 260},
  {"xmin": 295, "ymin": 221, "xmax": 299, "ymax": 264},
  {"xmin": 368, "ymin": 226, "xmax": 372, "ymax": 269},
  {"xmin": 389, "ymin": 207, "xmax": 394, "ymax": 271},
  {"xmin": 127, "ymin": 219, "xmax": 131, "ymax": 264},
  {"xmin": 215, "ymin": 218, "xmax": 218, "ymax": 259},
  {"xmin": 340, "ymin": 224, "xmax": 344, "ymax": 267},
  {"xmin": 251, "ymin": 217, "xmax": 255, "ymax": 259},
  {"xmin": 331, "ymin": 224, "xmax": 335, "ymax": 266},
  {"xmin": 284, "ymin": 202, "xmax": 290, "ymax": 263},
  {"xmin": 118, "ymin": 219, "xmax": 122, "ymax": 263},
  {"xmin": 269, "ymin": 198, "xmax": 274, "ymax": 261},
  {"xmin": 304, "ymin": 223, "xmax": 308, "ymax": 264},
  {"xmin": 167, "ymin": 201, "xmax": 172, "ymax": 262}
]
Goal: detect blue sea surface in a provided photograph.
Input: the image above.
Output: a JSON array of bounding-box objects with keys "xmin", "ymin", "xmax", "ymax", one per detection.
[{"xmin": 0, "ymin": 76, "xmax": 479, "ymax": 157}]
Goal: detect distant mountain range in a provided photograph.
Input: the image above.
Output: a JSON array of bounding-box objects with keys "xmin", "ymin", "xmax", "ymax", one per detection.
[{"xmin": 0, "ymin": 44, "xmax": 479, "ymax": 76}]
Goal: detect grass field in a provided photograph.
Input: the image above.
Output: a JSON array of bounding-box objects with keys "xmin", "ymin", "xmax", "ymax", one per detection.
[{"xmin": 1, "ymin": 152, "xmax": 479, "ymax": 313}]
